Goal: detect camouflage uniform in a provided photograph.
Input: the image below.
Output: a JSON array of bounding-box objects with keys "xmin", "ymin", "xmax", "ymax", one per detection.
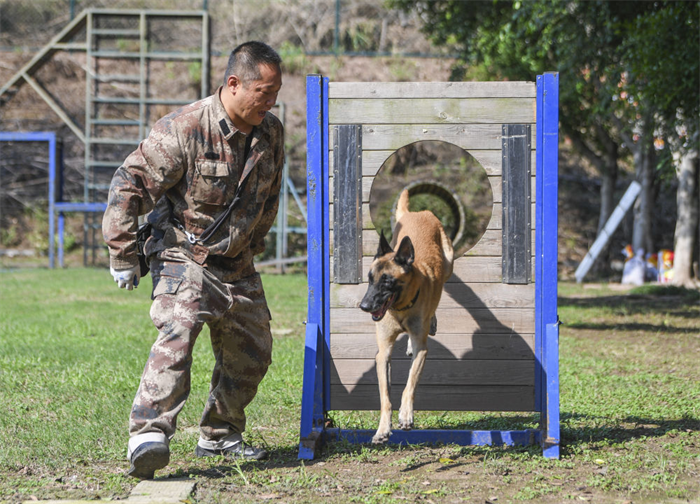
[{"xmin": 102, "ymin": 87, "xmax": 283, "ymax": 454}]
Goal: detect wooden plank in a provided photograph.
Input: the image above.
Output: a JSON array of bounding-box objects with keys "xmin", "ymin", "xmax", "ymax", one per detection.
[
  {"xmin": 502, "ymin": 124, "xmax": 532, "ymax": 284},
  {"xmin": 359, "ymin": 124, "xmax": 507, "ymax": 151},
  {"xmin": 330, "ymin": 229, "xmax": 536, "ymax": 257},
  {"xmin": 330, "ymin": 307, "xmax": 535, "ymax": 334},
  {"xmin": 330, "ymin": 384, "xmax": 535, "ymax": 411},
  {"xmin": 329, "ymin": 98, "xmax": 536, "ymax": 125},
  {"xmin": 331, "ymin": 250, "xmax": 535, "ymax": 284},
  {"xmin": 329, "ymin": 202, "xmax": 535, "ymax": 232},
  {"xmin": 332, "ymin": 124, "xmax": 363, "ymax": 284},
  {"xmin": 337, "ymin": 149, "xmax": 537, "ymax": 178},
  {"xmin": 330, "ymin": 333, "xmax": 536, "ymax": 360},
  {"xmin": 328, "ymin": 81, "xmax": 536, "ymax": 99},
  {"xmin": 332, "ymin": 358, "xmax": 534, "ymax": 386},
  {"xmin": 331, "ymin": 282, "xmax": 535, "ymax": 309},
  {"xmin": 328, "ymin": 174, "xmax": 537, "ymax": 205}
]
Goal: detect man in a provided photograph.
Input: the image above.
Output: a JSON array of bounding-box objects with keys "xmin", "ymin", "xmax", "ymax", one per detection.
[{"xmin": 102, "ymin": 41, "xmax": 284, "ymax": 480}]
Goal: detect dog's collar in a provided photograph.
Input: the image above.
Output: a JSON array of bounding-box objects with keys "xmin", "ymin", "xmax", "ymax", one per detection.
[{"xmin": 394, "ymin": 289, "xmax": 420, "ymax": 312}]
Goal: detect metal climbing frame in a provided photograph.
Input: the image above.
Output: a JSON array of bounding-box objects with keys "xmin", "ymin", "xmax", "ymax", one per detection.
[{"xmin": 0, "ymin": 9, "xmax": 209, "ymax": 265}]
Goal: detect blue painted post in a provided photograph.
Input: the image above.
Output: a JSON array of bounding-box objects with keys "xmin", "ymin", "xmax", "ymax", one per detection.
[
  {"xmin": 536, "ymin": 73, "xmax": 560, "ymax": 459},
  {"xmin": 299, "ymin": 74, "xmax": 327, "ymax": 459}
]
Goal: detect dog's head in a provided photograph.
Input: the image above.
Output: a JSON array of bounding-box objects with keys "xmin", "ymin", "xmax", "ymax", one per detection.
[{"xmin": 359, "ymin": 231, "xmax": 415, "ymax": 321}]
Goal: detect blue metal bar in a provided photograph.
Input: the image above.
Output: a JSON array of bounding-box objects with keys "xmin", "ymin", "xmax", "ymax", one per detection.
[
  {"xmin": 58, "ymin": 213, "xmax": 65, "ymax": 267},
  {"xmin": 0, "ymin": 132, "xmax": 58, "ymax": 267},
  {"xmin": 537, "ymin": 73, "xmax": 560, "ymax": 459},
  {"xmin": 299, "ymin": 74, "xmax": 326, "ymax": 459},
  {"xmin": 330, "ymin": 429, "xmax": 542, "ymax": 447}
]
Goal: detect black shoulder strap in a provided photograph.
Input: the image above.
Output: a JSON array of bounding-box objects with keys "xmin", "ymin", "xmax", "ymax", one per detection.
[{"xmin": 198, "ymin": 128, "xmax": 255, "ymax": 243}]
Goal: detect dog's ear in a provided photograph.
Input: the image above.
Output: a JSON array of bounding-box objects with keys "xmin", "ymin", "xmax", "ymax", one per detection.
[
  {"xmin": 394, "ymin": 236, "xmax": 414, "ymax": 270},
  {"xmin": 376, "ymin": 230, "xmax": 393, "ymax": 258}
]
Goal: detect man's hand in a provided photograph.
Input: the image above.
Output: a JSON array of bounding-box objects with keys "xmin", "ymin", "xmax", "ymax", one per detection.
[{"xmin": 110, "ymin": 265, "xmax": 141, "ymax": 290}]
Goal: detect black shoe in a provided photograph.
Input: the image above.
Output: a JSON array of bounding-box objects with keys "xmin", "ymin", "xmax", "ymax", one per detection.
[
  {"xmin": 127, "ymin": 441, "xmax": 170, "ymax": 479},
  {"xmin": 195, "ymin": 442, "xmax": 268, "ymax": 460}
]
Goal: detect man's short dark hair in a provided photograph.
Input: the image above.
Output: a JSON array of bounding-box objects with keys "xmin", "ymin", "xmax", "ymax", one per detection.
[{"xmin": 224, "ymin": 41, "xmax": 282, "ymax": 86}]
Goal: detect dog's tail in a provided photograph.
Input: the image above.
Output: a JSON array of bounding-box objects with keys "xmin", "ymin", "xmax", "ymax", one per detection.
[{"xmin": 395, "ymin": 189, "xmax": 410, "ymax": 222}]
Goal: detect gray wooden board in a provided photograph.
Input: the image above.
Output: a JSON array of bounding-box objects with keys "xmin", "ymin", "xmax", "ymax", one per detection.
[
  {"xmin": 330, "ymin": 255, "xmax": 536, "ymax": 284},
  {"xmin": 331, "ymin": 282, "xmax": 535, "ymax": 309},
  {"xmin": 328, "ymin": 81, "xmax": 536, "ymax": 99},
  {"xmin": 331, "ymin": 228, "xmax": 537, "ymax": 257},
  {"xmin": 332, "ymin": 124, "xmax": 363, "ymax": 284},
  {"xmin": 330, "ymin": 307, "xmax": 535, "ymax": 334},
  {"xmin": 328, "ymin": 202, "xmax": 537, "ymax": 231},
  {"xmin": 328, "ymin": 149, "xmax": 538, "ymax": 178},
  {"xmin": 328, "ymin": 98, "xmax": 536, "ymax": 125},
  {"xmin": 327, "ymin": 174, "xmax": 537, "ymax": 205},
  {"xmin": 502, "ymin": 124, "xmax": 532, "ymax": 284},
  {"xmin": 332, "ymin": 359, "xmax": 534, "ymax": 386},
  {"xmin": 330, "ymin": 333, "xmax": 536, "ymax": 360},
  {"xmin": 330, "ymin": 384, "xmax": 535, "ymax": 411}
]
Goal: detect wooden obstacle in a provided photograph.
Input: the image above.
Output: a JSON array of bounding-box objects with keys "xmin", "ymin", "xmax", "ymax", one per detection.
[{"xmin": 299, "ymin": 74, "xmax": 560, "ymax": 459}]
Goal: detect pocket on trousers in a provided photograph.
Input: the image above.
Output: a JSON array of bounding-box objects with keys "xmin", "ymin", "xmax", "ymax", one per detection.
[{"xmin": 151, "ymin": 275, "xmax": 183, "ymax": 300}]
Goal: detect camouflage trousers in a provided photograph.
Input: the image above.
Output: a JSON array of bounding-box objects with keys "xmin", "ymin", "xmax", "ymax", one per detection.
[{"xmin": 128, "ymin": 249, "xmax": 272, "ymax": 450}]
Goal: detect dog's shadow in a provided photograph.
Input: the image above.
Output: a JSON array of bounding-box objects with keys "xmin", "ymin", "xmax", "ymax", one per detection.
[{"xmin": 331, "ymin": 278, "xmax": 537, "ymax": 421}]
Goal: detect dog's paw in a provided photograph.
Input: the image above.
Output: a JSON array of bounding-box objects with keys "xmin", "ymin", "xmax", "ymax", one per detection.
[
  {"xmin": 397, "ymin": 420, "xmax": 414, "ymax": 431},
  {"xmin": 371, "ymin": 431, "xmax": 391, "ymax": 444}
]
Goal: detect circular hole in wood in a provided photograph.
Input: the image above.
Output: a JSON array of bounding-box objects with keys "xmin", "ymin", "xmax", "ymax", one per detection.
[{"xmin": 369, "ymin": 140, "xmax": 493, "ymax": 256}]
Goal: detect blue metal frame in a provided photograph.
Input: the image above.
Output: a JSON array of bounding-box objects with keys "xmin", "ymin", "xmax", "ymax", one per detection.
[
  {"xmin": 0, "ymin": 131, "xmax": 109, "ymax": 268},
  {"xmin": 299, "ymin": 74, "xmax": 560, "ymax": 459},
  {"xmin": 535, "ymin": 73, "xmax": 561, "ymax": 459}
]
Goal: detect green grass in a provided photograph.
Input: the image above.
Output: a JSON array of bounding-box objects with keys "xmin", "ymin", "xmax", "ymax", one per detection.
[{"xmin": 1, "ymin": 272, "xmax": 699, "ymax": 503}]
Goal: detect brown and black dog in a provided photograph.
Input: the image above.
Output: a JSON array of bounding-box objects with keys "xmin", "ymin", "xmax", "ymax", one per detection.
[{"xmin": 360, "ymin": 189, "xmax": 454, "ymax": 443}]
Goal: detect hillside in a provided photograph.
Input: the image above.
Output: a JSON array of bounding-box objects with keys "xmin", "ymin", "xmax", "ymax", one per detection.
[{"xmin": 0, "ymin": 45, "xmax": 677, "ymax": 280}]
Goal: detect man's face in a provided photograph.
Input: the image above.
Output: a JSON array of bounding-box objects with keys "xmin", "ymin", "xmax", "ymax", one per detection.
[{"xmin": 226, "ymin": 63, "xmax": 282, "ymax": 133}]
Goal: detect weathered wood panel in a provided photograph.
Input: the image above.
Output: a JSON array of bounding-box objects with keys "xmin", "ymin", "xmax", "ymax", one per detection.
[
  {"xmin": 359, "ymin": 124, "xmax": 509, "ymax": 151},
  {"xmin": 336, "ymin": 228, "xmax": 537, "ymax": 257},
  {"xmin": 331, "ymin": 307, "xmax": 535, "ymax": 334},
  {"xmin": 332, "ymin": 124, "xmax": 363, "ymax": 284},
  {"xmin": 328, "ymin": 174, "xmax": 537, "ymax": 205},
  {"xmin": 330, "ymin": 384, "xmax": 535, "ymax": 411},
  {"xmin": 328, "ymin": 98, "xmax": 536, "ymax": 125},
  {"xmin": 332, "ymin": 359, "xmax": 534, "ymax": 386},
  {"xmin": 330, "ymin": 251, "xmax": 536, "ymax": 284},
  {"xmin": 332, "ymin": 149, "xmax": 537, "ymax": 178},
  {"xmin": 330, "ymin": 202, "xmax": 536, "ymax": 231},
  {"xmin": 331, "ymin": 282, "xmax": 535, "ymax": 309},
  {"xmin": 330, "ymin": 333, "xmax": 536, "ymax": 360},
  {"xmin": 328, "ymin": 81, "xmax": 536, "ymax": 99}
]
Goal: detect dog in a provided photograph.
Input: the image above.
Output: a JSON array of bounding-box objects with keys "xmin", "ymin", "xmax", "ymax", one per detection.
[{"xmin": 359, "ymin": 189, "xmax": 454, "ymax": 444}]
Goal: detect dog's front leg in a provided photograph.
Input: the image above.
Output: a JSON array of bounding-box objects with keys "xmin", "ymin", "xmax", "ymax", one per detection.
[
  {"xmin": 372, "ymin": 334, "xmax": 394, "ymax": 444},
  {"xmin": 398, "ymin": 332, "xmax": 428, "ymax": 431}
]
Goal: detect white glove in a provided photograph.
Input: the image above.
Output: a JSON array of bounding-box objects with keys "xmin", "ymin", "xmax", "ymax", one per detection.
[{"xmin": 110, "ymin": 265, "xmax": 141, "ymax": 290}]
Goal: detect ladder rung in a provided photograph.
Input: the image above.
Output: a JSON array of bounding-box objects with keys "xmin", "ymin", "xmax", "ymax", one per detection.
[
  {"xmin": 93, "ymin": 74, "xmax": 141, "ymax": 83},
  {"xmin": 90, "ymin": 119, "xmax": 141, "ymax": 126},
  {"xmin": 92, "ymin": 97, "xmax": 141, "ymax": 104},
  {"xmin": 92, "ymin": 97, "xmax": 192, "ymax": 106},
  {"xmin": 87, "ymin": 160, "xmax": 123, "ymax": 168},
  {"xmin": 90, "ymin": 50, "xmax": 203, "ymax": 60},
  {"xmin": 91, "ymin": 29, "xmax": 141, "ymax": 37},
  {"xmin": 88, "ymin": 138, "xmax": 141, "ymax": 145},
  {"xmin": 54, "ymin": 43, "xmax": 87, "ymax": 50}
]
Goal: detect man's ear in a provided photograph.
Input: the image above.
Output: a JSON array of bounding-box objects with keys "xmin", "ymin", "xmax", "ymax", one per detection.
[
  {"xmin": 227, "ymin": 74, "xmax": 241, "ymax": 93},
  {"xmin": 376, "ymin": 230, "xmax": 393, "ymax": 258},
  {"xmin": 394, "ymin": 236, "xmax": 414, "ymax": 270}
]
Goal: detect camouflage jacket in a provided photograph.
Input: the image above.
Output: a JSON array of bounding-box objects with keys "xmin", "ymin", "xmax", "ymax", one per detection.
[{"xmin": 102, "ymin": 87, "xmax": 285, "ymax": 279}]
